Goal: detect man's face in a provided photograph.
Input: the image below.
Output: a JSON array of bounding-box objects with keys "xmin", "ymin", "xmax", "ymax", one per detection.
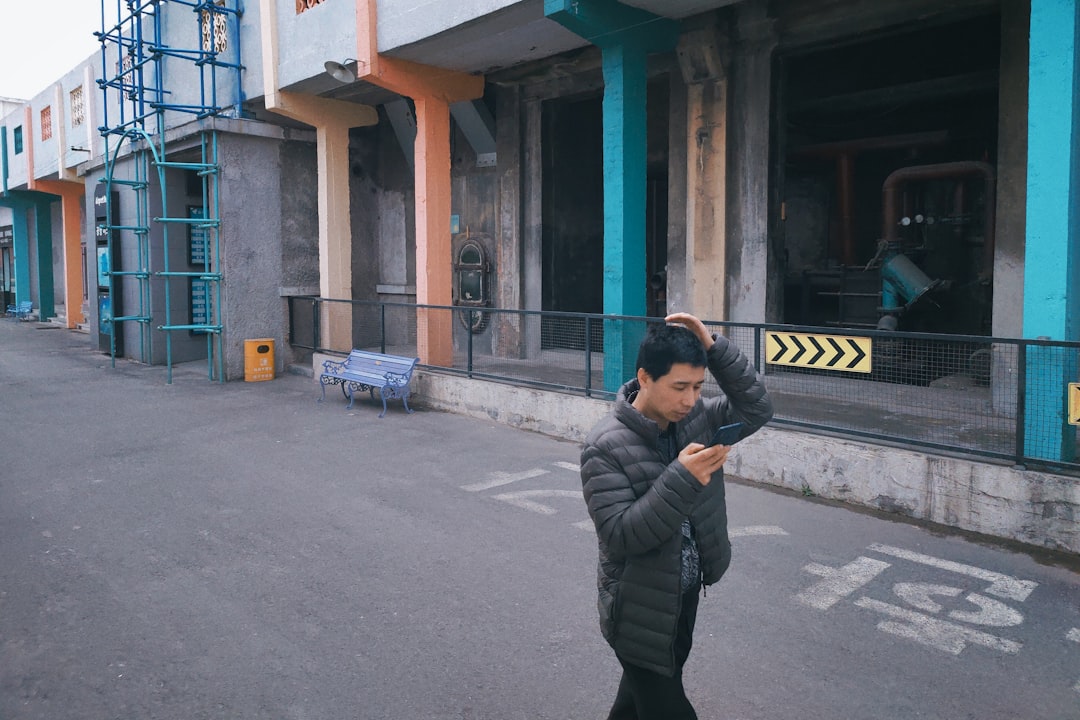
[{"xmin": 636, "ymin": 362, "xmax": 706, "ymax": 426}]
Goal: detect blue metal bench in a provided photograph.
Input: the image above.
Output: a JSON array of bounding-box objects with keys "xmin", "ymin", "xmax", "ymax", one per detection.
[
  {"xmin": 318, "ymin": 349, "xmax": 419, "ymax": 418},
  {"xmin": 6, "ymin": 301, "xmax": 32, "ymax": 320}
]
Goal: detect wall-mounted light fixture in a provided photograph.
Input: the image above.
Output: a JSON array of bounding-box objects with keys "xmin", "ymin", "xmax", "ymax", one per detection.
[{"xmin": 324, "ymin": 59, "xmax": 358, "ymax": 84}]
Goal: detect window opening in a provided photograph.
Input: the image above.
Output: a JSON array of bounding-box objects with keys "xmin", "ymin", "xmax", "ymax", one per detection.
[
  {"xmin": 70, "ymin": 86, "xmax": 85, "ymax": 127},
  {"xmin": 201, "ymin": 1, "xmax": 228, "ymax": 54},
  {"xmin": 296, "ymin": 0, "xmax": 327, "ymax": 14},
  {"xmin": 41, "ymin": 106, "xmax": 52, "ymax": 141}
]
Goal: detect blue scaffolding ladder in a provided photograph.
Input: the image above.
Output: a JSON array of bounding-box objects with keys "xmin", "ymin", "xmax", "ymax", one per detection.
[{"xmin": 96, "ymin": 0, "xmax": 242, "ymax": 383}]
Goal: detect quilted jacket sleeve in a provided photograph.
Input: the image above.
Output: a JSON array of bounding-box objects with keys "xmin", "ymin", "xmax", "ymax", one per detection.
[
  {"xmin": 702, "ymin": 333, "xmax": 773, "ymax": 440},
  {"xmin": 581, "ymin": 435, "xmax": 702, "ymax": 562}
]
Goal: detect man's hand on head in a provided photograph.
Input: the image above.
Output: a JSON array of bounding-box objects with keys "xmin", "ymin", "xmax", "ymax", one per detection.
[{"xmin": 665, "ymin": 313, "xmax": 714, "ymax": 350}]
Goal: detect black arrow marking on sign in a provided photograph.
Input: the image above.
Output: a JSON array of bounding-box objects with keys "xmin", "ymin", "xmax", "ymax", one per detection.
[
  {"xmin": 808, "ymin": 336, "xmax": 825, "ymax": 366},
  {"xmin": 846, "ymin": 338, "xmax": 867, "ymax": 369},
  {"xmin": 826, "ymin": 338, "xmax": 844, "ymax": 367},
  {"xmin": 790, "ymin": 336, "xmax": 807, "ymax": 363},
  {"xmin": 770, "ymin": 334, "xmax": 788, "ymax": 363}
]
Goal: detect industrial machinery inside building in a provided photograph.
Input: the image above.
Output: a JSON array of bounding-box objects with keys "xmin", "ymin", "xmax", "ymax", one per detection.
[{"xmin": 778, "ymin": 13, "xmax": 1000, "ymax": 340}]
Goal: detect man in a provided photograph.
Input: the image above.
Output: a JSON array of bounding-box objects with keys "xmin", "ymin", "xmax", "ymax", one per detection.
[{"xmin": 580, "ymin": 313, "xmax": 773, "ymax": 719}]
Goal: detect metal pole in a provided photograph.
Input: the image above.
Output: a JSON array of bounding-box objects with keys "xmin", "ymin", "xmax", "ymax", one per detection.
[
  {"xmin": 1015, "ymin": 340, "xmax": 1027, "ymax": 468},
  {"xmin": 380, "ymin": 303, "xmax": 387, "ymax": 354},
  {"xmin": 585, "ymin": 315, "xmax": 593, "ymax": 397}
]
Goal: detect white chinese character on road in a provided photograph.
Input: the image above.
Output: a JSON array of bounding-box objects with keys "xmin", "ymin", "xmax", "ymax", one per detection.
[{"xmin": 796, "ymin": 543, "xmax": 1037, "ymax": 656}]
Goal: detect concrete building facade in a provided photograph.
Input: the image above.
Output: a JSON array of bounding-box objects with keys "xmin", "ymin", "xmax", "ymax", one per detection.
[{"xmin": 1, "ymin": 0, "xmax": 1078, "ymax": 551}]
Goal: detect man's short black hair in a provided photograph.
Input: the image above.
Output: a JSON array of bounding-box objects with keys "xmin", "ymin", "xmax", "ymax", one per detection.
[{"xmin": 636, "ymin": 323, "xmax": 707, "ymax": 380}]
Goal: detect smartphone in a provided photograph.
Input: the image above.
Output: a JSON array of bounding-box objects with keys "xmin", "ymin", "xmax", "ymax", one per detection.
[{"xmin": 708, "ymin": 422, "xmax": 744, "ymax": 447}]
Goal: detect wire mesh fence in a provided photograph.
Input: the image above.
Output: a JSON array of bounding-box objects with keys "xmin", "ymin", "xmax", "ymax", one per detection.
[{"xmin": 287, "ymin": 297, "xmax": 1080, "ymax": 473}]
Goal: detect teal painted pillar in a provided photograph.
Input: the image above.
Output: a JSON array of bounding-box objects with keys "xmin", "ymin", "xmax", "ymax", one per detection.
[
  {"xmin": 1, "ymin": 191, "xmax": 58, "ymax": 319},
  {"xmin": 3, "ymin": 200, "xmax": 33, "ymax": 306},
  {"xmin": 1022, "ymin": 0, "xmax": 1080, "ymax": 462},
  {"xmin": 545, "ymin": 0, "xmax": 679, "ymax": 391},
  {"xmin": 32, "ymin": 198, "xmax": 56, "ymax": 320}
]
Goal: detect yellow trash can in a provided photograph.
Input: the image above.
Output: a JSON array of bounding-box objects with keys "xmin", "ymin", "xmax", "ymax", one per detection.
[{"xmin": 244, "ymin": 338, "xmax": 275, "ymax": 382}]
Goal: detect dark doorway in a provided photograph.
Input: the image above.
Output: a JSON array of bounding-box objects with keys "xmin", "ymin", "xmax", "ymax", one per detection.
[
  {"xmin": 542, "ymin": 94, "xmax": 604, "ymax": 316},
  {"xmin": 541, "ymin": 93, "xmax": 604, "ymax": 351},
  {"xmin": 540, "ymin": 78, "xmax": 671, "ymax": 350},
  {"xmin": 0, "ymin": 226, "xmax": 12, "ymax": 311}
]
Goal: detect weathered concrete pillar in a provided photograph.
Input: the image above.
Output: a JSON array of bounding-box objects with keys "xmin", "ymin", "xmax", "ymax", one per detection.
[
  {"xmin": 678, "ymin": 23, "xmax": 729, "ymax": 322},
  {"xmin": 522, "ymin": 98, "xmax": 543, "ymax": 360},
  {"xmin": 991, "ymin": 3, "xmax": 1030, "ymax": 416},
  {"xmin": 545, "ymin": 0, "xmax": 679, "ymax": 391},
  {"xmin": 727, "ymin": 0, "xmax": 776, "ymax": 324},
  {"xmin": 1022, "ymin": 0, "xmax": 1080, "ymax": 461},
  {"xmin": 315, "ymin": 121, "xmax": 359, "ymax": 351},
  {"xmin": 494, "ymin": 85, "xmax": 523, "ymax": 359}
]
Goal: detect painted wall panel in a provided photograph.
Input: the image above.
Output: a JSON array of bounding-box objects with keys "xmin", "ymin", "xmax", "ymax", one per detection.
[
  {"xmin": 379, "ymin": 0, "xmax": 523, "ymax": 52},
  {"xmin": 274, "ymin": 0, "xmax": 357, "ymax": 90}
]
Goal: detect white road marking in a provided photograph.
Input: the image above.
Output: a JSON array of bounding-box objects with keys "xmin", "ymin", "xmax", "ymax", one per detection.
[
  {"xmin": 893, "ymin": 582, "xmax": 960, "ymax": 613},
  {"xmin": 797, "ymin": 557, "xmax": 891, "ymax": 610},
  {"xmin": 461, "ymin": 468, "xmax": 549, "ymax": 492},
  {"xmin": 553, "ymin": 461, "xmax": 580, "ymax": 472},
  {"xmin": 949, "ymin": 592, "xmax": 1025, "ymax": 627},
  {"xmin": 1068, "ymin": 629, "xmax": 1080, "ymax": 694},
  {"xmin": 855, "ymin": 597, "xmax": 1022, "ymax": 655},
  {"xmin": 891, "ymin": 583, "xmax": 1024, "ymax": 627},
  {"xmin": 729, "ymin": 525, "xmax": 789, "ymax": 538},
  {"xmin": 492, "ymin": 489, "xmax": 582, "ymax": 515},
  {"xmin": 868, "ymin": 543, "xmax": 1037, "ymax": 602}
]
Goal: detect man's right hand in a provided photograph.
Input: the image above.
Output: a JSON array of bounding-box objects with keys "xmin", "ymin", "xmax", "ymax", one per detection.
[{"xmin": 678, "ymin": 442, "xmax": 731, "ymax": 486}]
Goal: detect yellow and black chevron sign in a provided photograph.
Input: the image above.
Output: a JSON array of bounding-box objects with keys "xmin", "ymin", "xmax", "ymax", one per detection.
[
  {"xmin": 1069, "ymin": 383, "xmax": 1080, "ymax": 425},
  {"xmin": 765, "ymin": 331, "xmax": 872, "ymax": 373}
]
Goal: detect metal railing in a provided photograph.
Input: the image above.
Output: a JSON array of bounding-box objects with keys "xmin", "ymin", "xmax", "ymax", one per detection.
[{"xmin": 287, "ymin": 297, "xmax": 1080, "ymax": 474}]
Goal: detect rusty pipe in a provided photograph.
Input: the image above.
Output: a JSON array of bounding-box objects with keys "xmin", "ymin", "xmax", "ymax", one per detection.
[{"xmin": 881, "ymin": 161, "xmax": 996, "ymax": 278}]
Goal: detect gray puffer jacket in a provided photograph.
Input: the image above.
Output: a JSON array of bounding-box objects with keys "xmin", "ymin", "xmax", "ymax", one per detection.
[{"xmin": 580, "ymin": 334, "xmax": 772, "ymax": 676}]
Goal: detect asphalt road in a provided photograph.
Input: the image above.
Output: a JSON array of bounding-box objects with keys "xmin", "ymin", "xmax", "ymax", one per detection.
[{"xmin": 2, "ymin": 319, "xmax": 1079, "ymax": 720}]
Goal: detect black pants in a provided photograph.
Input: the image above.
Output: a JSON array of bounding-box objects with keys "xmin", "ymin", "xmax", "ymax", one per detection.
[{"xmin": 607, "ymin": 587, "xmax": 701, "ymax": 720}]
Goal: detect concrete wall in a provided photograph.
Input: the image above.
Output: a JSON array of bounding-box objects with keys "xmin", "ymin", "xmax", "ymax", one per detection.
[
  {"xmin": 28, "ymin": 88, "xmax": 59, "ymax": 180},
  {"xmin": 3, "ymin": 116, "xmax": 28, "ymax": 188},
  {"xmin": 407, "ymin": 368, "xmax": 1080, "ymax": 555},
  {"xmin": 273, "ymin": 0, "xmax": 356, "ymax": 90},
  {"xmin": 57, "ymin": 58, "xmax": 99, "ymax": 173},
  {"xmin": 219, "ymin": 126, "xmax": 318, "ymax": 378},
  {"xmin": 378, "ymin": 0, "xmax": 523, "ymax": 53}
]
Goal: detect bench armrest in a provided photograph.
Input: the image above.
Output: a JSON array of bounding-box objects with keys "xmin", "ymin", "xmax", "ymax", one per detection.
[
  {"xmin": 383, "ymin": 371, "xmax": 412, "ymax": 387},
  {"xmin": 321, "ymin": 358, "xmax": 347, "ymax": 374}
]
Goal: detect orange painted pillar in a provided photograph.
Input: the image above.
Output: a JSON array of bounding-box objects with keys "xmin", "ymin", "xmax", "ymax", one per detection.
[
  {"xmin": 356, "ymin": 0, "xmax": 484, "ymax": 367},
  {"xmin": 413, "ymin": 95, "xmax": 453, "ymax": 365},
  {"xmin": 33, "ymin": 181, "xmax": 86, "ymax": 327},
  {"xmin": 26, "ymin": 98, "xmax": 86, "ymax": 328}
]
